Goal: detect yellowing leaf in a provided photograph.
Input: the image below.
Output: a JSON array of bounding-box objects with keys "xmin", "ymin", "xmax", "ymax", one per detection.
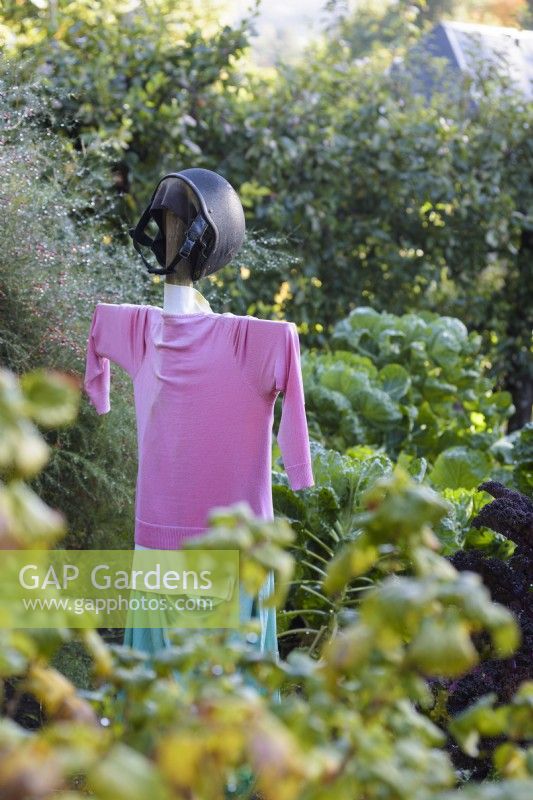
[{"xmin": 406, "ymin": 616, "xmax": 478, "ymax": 677}]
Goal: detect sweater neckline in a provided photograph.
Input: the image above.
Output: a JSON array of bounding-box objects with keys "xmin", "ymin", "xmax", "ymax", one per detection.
[{"xmin": 160, "ymin": 310, "xmax": 219, "ymax": 319}]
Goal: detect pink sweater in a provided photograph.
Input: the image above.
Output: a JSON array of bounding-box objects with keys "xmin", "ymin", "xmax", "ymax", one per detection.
[{"xmin": 84, "ymin": 304, "xmax": 315, "ymax": 549}]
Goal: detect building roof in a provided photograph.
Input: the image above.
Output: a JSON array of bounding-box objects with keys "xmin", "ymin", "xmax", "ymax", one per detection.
[{"xmin": 398, "ymin": 20, "xmax": 533, "ymax": 102}]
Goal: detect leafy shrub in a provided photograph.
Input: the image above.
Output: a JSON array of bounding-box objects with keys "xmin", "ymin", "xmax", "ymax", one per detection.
[
  {"xmin": 0, "ymin": 1, "xmax": 252, "ymax": 194},
  {"xmin": 2, "ymin": 364, "xmax": 533, "ymax": 799},
  {"xmin": 228, "ymin": 39, "xmax": 533, "ymax": 427},
  {"xmin": 0, "ymin": 58, "xmax": 148, "ymax": 550}
]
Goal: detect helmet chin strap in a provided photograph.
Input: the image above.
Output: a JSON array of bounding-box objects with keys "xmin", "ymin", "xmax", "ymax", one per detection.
[{"xmin": 128, "ymin": 211, "xmax": 209, "ymax": 276}]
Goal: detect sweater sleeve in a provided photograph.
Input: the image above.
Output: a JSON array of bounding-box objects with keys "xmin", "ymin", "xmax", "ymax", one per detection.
[
  {"xmin": 84, "ymin": 303, "xmax": 148, "ymax": 415},
  {"xmin": 274, "ymin": 322, "xmax": 314, "ymax": 491}
]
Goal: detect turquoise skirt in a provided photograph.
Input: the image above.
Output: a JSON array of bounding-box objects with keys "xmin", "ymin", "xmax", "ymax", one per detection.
[{"xmin": 123, "ymin": 544, "xmax": 281, "ymax": 704}]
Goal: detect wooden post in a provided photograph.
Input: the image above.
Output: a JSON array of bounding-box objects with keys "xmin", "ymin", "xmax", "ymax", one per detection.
[{"xmin": 161, "ymin": 178, "xmax": 198, "ymax": 286}]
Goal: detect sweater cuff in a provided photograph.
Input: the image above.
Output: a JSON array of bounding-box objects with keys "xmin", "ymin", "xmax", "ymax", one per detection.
[
  {"xmin": 90, "ymin": 394, "xmax": 110, "ymax": 415},
  {"xmin": 285, "ymin": 462, "xmax": 315, "ymax": 491}
]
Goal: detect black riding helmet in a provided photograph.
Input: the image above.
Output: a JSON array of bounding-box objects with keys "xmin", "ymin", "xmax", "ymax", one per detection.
[{"xmin": 128, "ymin": 168, "xmax": 246, "ymax": 281}]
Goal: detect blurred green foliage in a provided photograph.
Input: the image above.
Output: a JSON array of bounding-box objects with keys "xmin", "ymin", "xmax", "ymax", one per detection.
[{"xmin": 1, "ymin": 373, "xmax": 532, "ymax": 798}]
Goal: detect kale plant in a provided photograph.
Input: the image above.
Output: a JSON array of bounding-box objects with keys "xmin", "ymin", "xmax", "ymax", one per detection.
[{"xmin": 436, "ymin": 481, "xmax": 532, "ymax": 780}]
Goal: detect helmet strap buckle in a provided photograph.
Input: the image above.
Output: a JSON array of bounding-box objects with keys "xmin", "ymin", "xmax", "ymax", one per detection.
[{"xmin": 179, "ymin": 212, "xmax": 209, "ymax": 261}]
